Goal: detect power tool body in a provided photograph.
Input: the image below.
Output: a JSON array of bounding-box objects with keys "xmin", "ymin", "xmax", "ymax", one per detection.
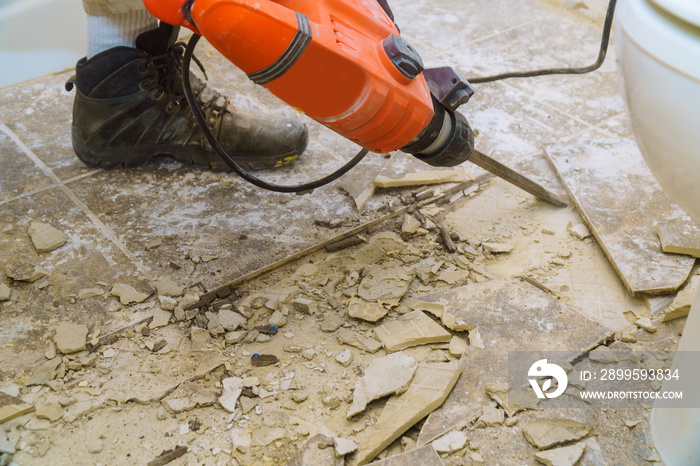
[{"xmin": 145, "ymin": 0, "xmax": 475, "ymax": 165}]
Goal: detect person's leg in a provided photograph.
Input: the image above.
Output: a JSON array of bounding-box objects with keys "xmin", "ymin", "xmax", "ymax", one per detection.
[{"xmin": 66, "ymin": 1, "xmax": 308, "ymax": 171}]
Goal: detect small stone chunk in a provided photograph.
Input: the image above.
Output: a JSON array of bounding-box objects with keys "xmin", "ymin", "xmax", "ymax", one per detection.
[
  {"xmin": 218, "ymin": 310, "xmax": 247, "ymax": 331},
  {"xmin": 335, "ymin": 349, "xmax": 353, "ymax": 366},
  {"xmin": 336, "ymin": 328, "xmax": 382, "ymax": 353},
  {"xmin": 567, "ymin": 222, "xmax": 591, "ymax": 240},
  {"xmin": 162, "ymin": 382, "xmax": 216, "ymax": 413},
  {"xmin": 663, "ymin": 276, "xmax": 699, "ymax": 322},
  {"xmin": 635, "ymin": 317, "xmax": 657, "ymax": 333},
  {"xmin": 534, "ymin": 442, "xmax": 586, "ymax": 466},
  {"xmin": 219, "ymin": 377, "xmax": 243, "ymax": 413},
  {"xmin": 87, "ymin": 440, "xmax": 104, "ymax": 454},
  {"xmin": 111, "ymin": 284, "xmax": 149, "ymax": 305},
  {"xmin": 53, "ymin": 322, "xmax": 88, "ymax": 354},
  {"xmin": 268, "ymin": 310, "xmax": 287, "ymax": 327},
  {"xmin": 145, "ymin": 238, "xmax": 163, "ymax": 250},
  {"xmin": 28, "ymin": 221, "xmax": 66, "ymax": 253},
  {"xmin": 159, "ymin": 296, "xmax": 177, "ymax": 311},
  {"xmin": 292, "ymin": 297, "xmax": 317, "ymax": 314},
  {"xmin": 477, "ymin": 406, "xmax": 504, "ymax": 427},
  {"xmin": 432, "ymin": 430, "xmax": 467, "ymax": 454},
  {"xmin": 0, "ymin": 284, "xmax": 10, "ymax": 301},
  {"xmin": 402, "ymin": 215, "xmax": 421, "ymax": 235},
  {"xmin": 225, "ymin": 331, "xmax": 246, "ymax": 344}
]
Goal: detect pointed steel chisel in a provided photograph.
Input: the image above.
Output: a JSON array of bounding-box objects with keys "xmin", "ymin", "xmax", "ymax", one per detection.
[{"xmin": 468, "ymin": 149, "xmax": 567, "ymax": 207}]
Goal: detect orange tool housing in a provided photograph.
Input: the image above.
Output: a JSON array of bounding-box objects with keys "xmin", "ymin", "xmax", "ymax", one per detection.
[{"xmin": 144, "ymin": 0, "xmax": 435, "ymax": 154}]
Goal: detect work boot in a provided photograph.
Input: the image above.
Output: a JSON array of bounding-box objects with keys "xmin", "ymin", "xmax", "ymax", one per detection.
[{"xmin": 66, "ymin": 23, "xmax": 308, "ymax": 171}]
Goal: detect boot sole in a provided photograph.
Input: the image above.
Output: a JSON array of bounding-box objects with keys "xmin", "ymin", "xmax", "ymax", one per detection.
[{"xmin": 72, "ymin": 126, "xmax": 308, "ymax": 172}]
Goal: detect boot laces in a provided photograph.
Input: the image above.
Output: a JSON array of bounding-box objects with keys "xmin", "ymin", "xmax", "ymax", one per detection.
[{"xmin": 147, "ymin": 42, "xmax": 225, "ymax": 116}]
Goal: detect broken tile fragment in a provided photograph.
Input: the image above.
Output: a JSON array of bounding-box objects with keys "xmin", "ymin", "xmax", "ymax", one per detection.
[
  {"xmin": 225, "ymin": 330, "xmax": 246, "ymax": 344},
  {"xmin": 374, "ymin": 169, "xmax": 468, "ymax": 188},
  {"xmin": 336, "ymin": 328, "xmax": 382, "ymax": 353},
  {"xmin": 111, "ymin": 284, "xmax": 149, "ymax": 305},
  {"xmin": 657, "ymin": 221, "xmax": 700, "ymax": 258},
  {"xmin": 154, "ymin": 278, "xmax": 184, "ymax": 297},
  {"xmin": 335, "ymin": 349, "xmax": 353, "ymax": 366},
  {"xmin": 159, "ymin": 295, "xmax": 177, "ymax": 311},
  {"xmin": 0, "ymin": 392, "xmax": 34, "ymax": 424},
  {"xmin": 320, "ymin": 314, "xmax": 345, "ymax": 332},
  {"xmin": 53, "ymin": 322, "xmax": 88, "ymax": 354},
  {"xmin": 432, "ymin": 430, "xmax": 467, "ymax": 454},
  {"xmin": 268, "ymin": 310, "xmax": 287, "ymax": 327},
  {"xmin": 354, "ymin": 362, "xmax": 461, "ymax": 465},
  {"xmin": 78, "ymin": 287, "xmax": 104, "ymax": 300},
  {"xmin": 347, "ymin": 352, "xmax": 418, "ymax": 418},
  {"xmin": 0, "ymin": 284, "xmax": 10, "ymax": 301},
  {"xmin": 368, "ymin": 445, "xmax": 444, "ymax": 466},
  {"xmin": 476, "ymin": 406, "xmax": 504, "ymax": 427},
  {"xmin": 5, "ymin": 260, "xmax": 47, "ymax": 282},
  {"xmin": 149, "ymin": 309, "xmax": 171, "ymax": 329},
  {"xmin": 404, "ymin": 297, "xmax": 448, "ymax": 318},
  {"xmin": 402, "ymin": 214, "xmax": 421, "ymax": 235},
  {"xmin": 218, "ymin": 309, "xmax": 247, "ymax": 331},
  {"xmin": 333, "ymin": 437, "xmax": 358, "ymax": 457},
  {"xmin": 35, "ymin": 403, "xmax": 62, "ymax": 422},
  {"xmin": 662, "ymin": 275, "xmax": 699, "ymax": 322},
  {"xmin": 374, "ymin": 310, "xmax": 451, "ymax": 352},
  {"xmin": 251, "ymin": 426, "xmax": 286, "ymax": 446},
  {"xmin": 26, "ymin": 358, "xmax": 62, "ymax": 386},
  {"xmin": 534, "ymin": 442, "xmax": 586, "ymax": 466},
  {"xmin": 28, "ymin": 221, "xmax": 66, "ymax": 253},
  {"xmin": 219, "ymin": 377, "xmax": 243, "ymax": 413},
  {"xmin": 145, "ymin": 238, "xmax": 163, "ymax": 250},
  {"xmin": 485, "ymin": 383, "xmax": 540, "ymax": 417},
  {"xmin": 358, "ymin": 266, "xmax": 413, "ymax": 302},
  {"xmin": 292, "ymin": 297, "xmax": 317, "ymax": 314},
  {"xmin": 635, "ymin": 317, "xmax": 657, "ymax": 333},
  {"xmin": 522, "ymin": 419, "xmax": 592, "ymax": 450},
  {"xmin": 161, "ymin": 382, "xmax": 216, "ymax": 413},
  {"xmin": 482, "ymin": 242, "xmax": 514, "ymax": 254},
  {"xmin": 449, "ymin": 336, "xmax": 468, "ymax": 357},
  {"xmin": 346, "ymin": 297, "xmax": 388, "ymax": 323}
]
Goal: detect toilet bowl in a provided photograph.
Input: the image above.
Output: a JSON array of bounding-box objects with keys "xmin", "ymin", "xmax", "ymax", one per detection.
[{"xmin": 616, "ymin": 1, "xmax": 700, "ymax": 464}]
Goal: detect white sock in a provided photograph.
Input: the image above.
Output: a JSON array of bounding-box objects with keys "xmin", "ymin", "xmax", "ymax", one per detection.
[{"xmin": 87, "ymin": 10, "xmax": 158, "ymax": 58}]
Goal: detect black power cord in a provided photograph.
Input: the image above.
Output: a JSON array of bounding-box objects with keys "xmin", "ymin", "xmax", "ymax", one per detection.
[
  {"xmin": 469, "ymin": 0, "xmax": 617, "ymax": 83},
  {"xmin": 182, "ymin": 34, "xmax": 369, "ymax": 193}
]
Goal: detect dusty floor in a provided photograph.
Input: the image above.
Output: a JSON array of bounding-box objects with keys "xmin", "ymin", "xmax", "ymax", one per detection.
[{"xmin": 0, "ymin": 0, "xmax": 696, "ymax": 465}]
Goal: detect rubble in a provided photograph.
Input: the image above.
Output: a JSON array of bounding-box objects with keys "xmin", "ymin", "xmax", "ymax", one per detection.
[
  {"xmin": 354, "ymin": 362, "xmax": 461, "ymax": 465},
  {"xmin": 347, "ymin": 352, "xmax": 418, "ymax": 418},
  {"xmin": 26, "ymin": 357, "xmax": 62, "ymax": 386},
  {"xmin": 35, "ymin": 404, "xmax": 62, "ymax": 422},
  {"xmin": 346, "ymin": 297, "xmax": 388, "ymax": 322},
  {"xmin": 0, "ymin": 284, "xmax": 9, "ymax": 301},
  {"xmin": 78, "ymin": 287, "xmax": 104, "ymax": 299},
  {"xmin": 320, "ymin": 314, "xmax": 345, "ymax": 332},
  {"xmin": 53, "ymin": 322, "xmax": 88, "ymax": 354},
  {"xmin": 336, "ymin": 328, "xmax": 382, "ymax": 353},
  {"xmin": 485, "ymin": 383, "xmax": 540, "ymax": 417},
  {"xmin": 476, "ymin": 406, "xmax": 504, "ymax": 427},
  {"xmin": 358, "ymin": 266, "xmax": 413, "ymax": 302},
  {"xmin": 334, "ymin": 437, "xmax": 358, "ymax": 456},
  {"xmin": 534, "ymin": 442, "xmax": 586, "ymax": 466},
  {"xmin": 149, "ymin": 309, "xmax": 171, "ymax": 329},
  {"xmin": 292, "ymin": 297, "xmax": 317, "ymax": 314},
  {"xmin": 374, "ymin": 310, "xmax": 451, "ymax": 352},
  {"xmin": 219, "ymin": 377, "xmax": 243, "ymax": 413},
  {"xmin": 567, "ymin": 222, "xmax": 591, "ymax": 240},
  {"xmin": 154, "ymin": 278, "xmax": 184, "ymax": 297},
  {"xmin": 432, "ymin": 430, "xmax": 468, "ymax": 454},
  {"xmin": 87, "ymin": 440, "xmax": 103, "ymax": 454},
  {"xmin": 5, "ymin": 260, "xmax": 47, "ymax": 282},
  {"xmin": 28, "ymin": 221, "xmax": 66, "ymax": 253},
  {"xmin": 161, "ymin": 382, "xmax": 216, "ymax": 413},
  {"xmin": 662, "ymin": 275, "xmax": 699, "ymax": 322},
  {"xmin": 522, "ymin": 419, "xmax": 592, "ymax": 449},
  {"xmin": 158, "ymin": 295, "xmax": 177, "ymax": 310},
  {"xmin": 111, "ymin": 284, "xmax": 149, "ymax": 305},
  {"xmin": 635, "ymin": 317, "xmax": 657, "ymax": 333},
  {"xmin": 335, "ymin": 349, "xmax": 353, "ymax": 366}
]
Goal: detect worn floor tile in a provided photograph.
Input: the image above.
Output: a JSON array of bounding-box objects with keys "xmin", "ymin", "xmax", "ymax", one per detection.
[
  {"xmin": 0, "ymin": 129, "xmax": 54, "ymax": 202},
  {"xmin": 0, "ymin": 187, "xmax": 142, "ymax": 376},
  {"xmin": 0, "ymin": 73, "xmax": 87, "ymax": 182},
  {"xmin": 545, "ymin": 138, "xmax": 696, "ymax": 295}
]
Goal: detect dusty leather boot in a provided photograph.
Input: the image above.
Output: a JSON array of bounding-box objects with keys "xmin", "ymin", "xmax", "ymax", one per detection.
[{"xmin": 66, "ymin": 23, "xmax": 308, "ymax": 171}]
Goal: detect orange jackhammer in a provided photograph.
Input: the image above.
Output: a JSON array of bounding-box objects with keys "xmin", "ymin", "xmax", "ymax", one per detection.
[{"xmin": 142, "ymin": 0, "xmax": 568, "ymax": 205}]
